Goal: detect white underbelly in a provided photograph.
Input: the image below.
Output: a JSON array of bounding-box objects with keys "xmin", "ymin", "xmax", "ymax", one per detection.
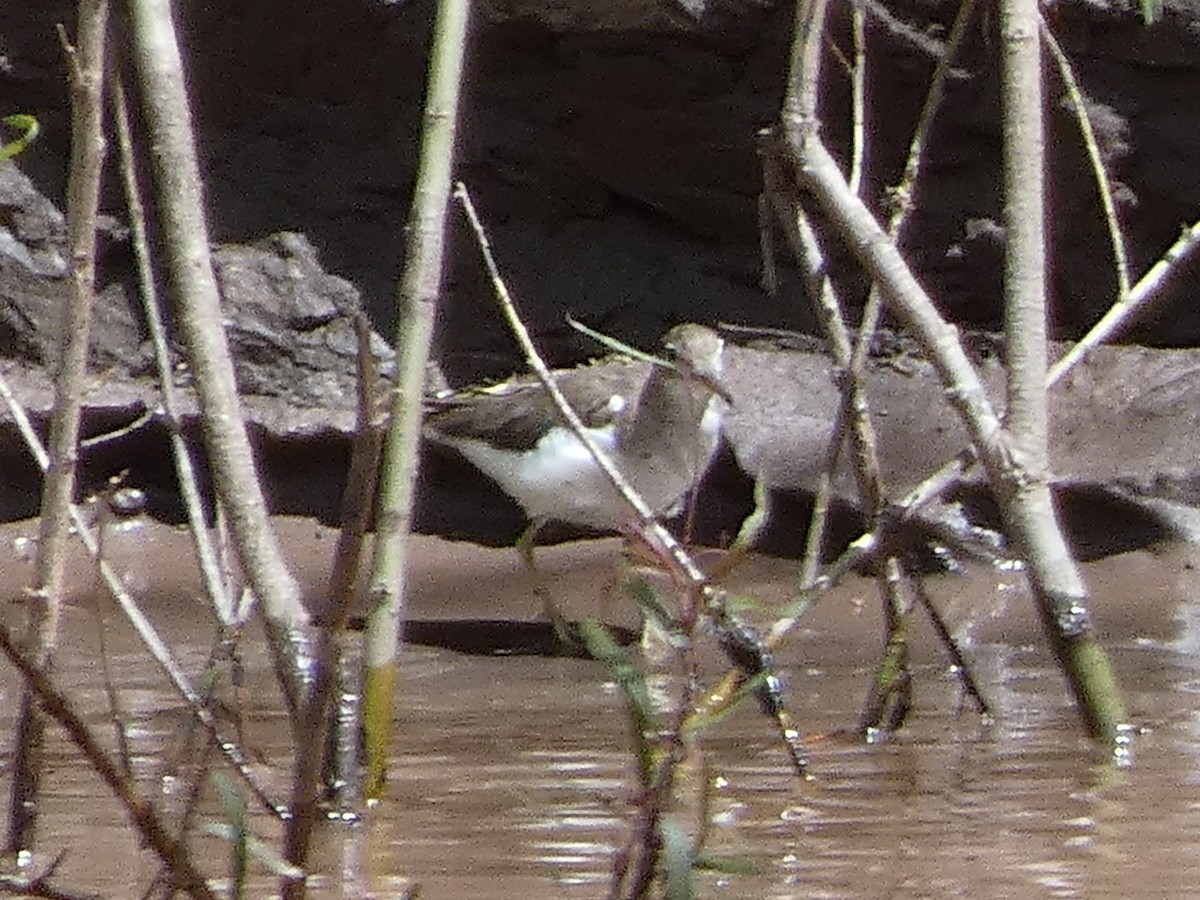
[
  {"xmin": 451, "ymin": 425, "xmax": 632, "ymax": 529},
  {"xmin": 448, "ymin": 395, "xmax": 727, "ymax": 530}
]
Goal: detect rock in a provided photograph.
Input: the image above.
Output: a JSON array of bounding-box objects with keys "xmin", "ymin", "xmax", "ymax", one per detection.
[
  {"xmin": 0, "ymin": 160, "xmax": 394, "ymax": 416},
  {"xmin": 212, "ymin": 231, "xmax": 395, "ymax": 408}
]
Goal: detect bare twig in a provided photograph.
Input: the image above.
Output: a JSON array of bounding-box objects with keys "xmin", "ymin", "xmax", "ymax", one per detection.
[
  {"xmin": 1043, "ymin": 21, "xmax": 1130, "ymax": 298},
  {"xmin": 126, "ymin": 0, "xmax": 311, "ymax": 721},
  {"xmin": 455, "ymin": 183, "xmax": 712, "ymax": 592},
  {"xmin": 911, "ymin": 577, "xmax": 991, "ymax": 715},
  {"xmin": 0, "ymin": 374, "xmax": 287, "ymax": 819},
  {"xmin": 7, "ymin": 1, "xmax": 110, "ymax": 855},
  {"xmin": 848, "ymin": 1, "xmax": 867, "ymax": 196},
  {"xmin": 1048, "ymin": 218, "xmax": 1200, "ymax": 384},
  {"xmin": 108, "ymin": 65, "xmax": 237, "ymax": 625},
  {"xmin": 851, "ymin": 0, "xmax": 981, "ymax": 368},
  {"xmin": 775, "ymin": 0, "xmax": 1128, "ymax": 748},
  {"xmin": 0, "ymin": 623, "xmax": 219, "ymax": 900},
  {"xmin": 359, "ymin": 0, "xmax": 473, "ymax": 813},
  {"xmin": 281, "ymin": 316, "xmax": 382, "ymax": 885},
  {"xmin": 999, "ymin": 0, "xmax": 1127, "ymax": 751}
]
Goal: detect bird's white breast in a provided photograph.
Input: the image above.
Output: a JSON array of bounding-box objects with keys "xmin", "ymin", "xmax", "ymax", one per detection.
[{"xmin": 448, "ymin": 422, "xmax": 631, "ymax": 529}]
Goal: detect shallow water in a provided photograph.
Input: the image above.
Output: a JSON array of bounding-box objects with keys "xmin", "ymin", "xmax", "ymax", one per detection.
[{"xmin": 2, "ymin": 518, "xmax": 1200, "ymax": 898}]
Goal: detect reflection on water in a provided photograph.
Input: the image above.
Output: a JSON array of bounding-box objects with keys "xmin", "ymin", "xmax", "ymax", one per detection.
[{"xmin": 3, "ymin": 521, "xmax": 1200, "ymax": 898}]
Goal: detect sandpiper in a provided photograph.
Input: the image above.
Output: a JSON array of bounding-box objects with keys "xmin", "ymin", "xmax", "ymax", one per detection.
[{"xmin": 424, "ymin": 323, "xmax": 730, "ymax": 542}]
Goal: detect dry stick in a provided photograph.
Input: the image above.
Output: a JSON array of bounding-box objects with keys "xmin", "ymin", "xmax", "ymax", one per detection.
[
  {"xmin": 319, "ymin": 316, "xmax": 379, "ymax": 816},
  {"xmin": 843, "ymin": 0, "xmax": 983, "ymax": 704},
  {"xmin": 1043, "ymin": 21, "xmax": 1130, "ymax": 299},
  {"xmin": 910, "ymin": 577, "xmax": 991, "ymax": 715},
  {"xmin": 857, "ymin": 557, "xmax": 914, "ymax": 733},
  {"xmin": 763, "ymin": 125, "xmax": 899, "ymax": 674},
  {"xmin": 770, "ymin": 160, "xmax": 934, "ymax": 729},
  {"xmin": 89, "ymin": 493, "xmax": 135, "ymax": 779},
  {"xmin": 324, "ymin": 315, "xmax": 385, "ymax": 627},
  {"xmin": 798, "ymin": 439, "xmax": 842, "ymax": 585},
  {"xmin": 0, "ymin": 375, "xmax": 286, "ymax": 818},
  {"xmin": 1000, "ymin": 0, "xmax": 1050, "ymax": 542},
  {"xmin": 281, "ymin": 317, "xmax": 382, "ymax": 887},
  {"xmin": 998, "ymin": 0, "xmax": 1127, "ymax": 749},
  {"xmin": 108, "ymin": 66, "xmax": 238, "ymax": 626},
  {"xmin": 5, "ymin": 2, "xmax": 109, "ymax": 856},
  {"xmin": 776, "ymin": 0, "xmax": 918, "ymax": 727},
  {"xmin": 765, "ymin": 0, "xmax": 841, "ymax": 587},
  {"xmin": 125, "ymin": 0, "xmax": 311, "ymax": 722},
  {"xmin": 895, "ymin": 212, "xmax": 1200, "ymax": 527},
  {"xmin": 843, "ymin": 0, "xmax": 987, "ymax": 711},
  {"xmin": 455, "ymin": 183, "xmax": 711, "ymax": 589},
  {"xmin": 324, "ymin": 318, "xmax": 383, "ymax": 816},
  {"xmin": 0, "ymin": 624, "xmax": 218, "ymax": 900},
  {"xmin": 837, "ymin": 0, "xmax": 1184, "ymax": 529},
  {"xmin": 778, "ymin": 0, "xmax": 980, "ymax": 563},
  {"xmin": 787, "ymin": 126, "xmax": 1128, "ymax": 749},
  {"xmin": 858, "ymin": 0, "xmax": 967, "ymax": 68},
  {"xmin": 780, "ymin": 0, "xmax": 976, "ymax": 560},
  {"xmin": 458, "ymin": 185, "xmax": 795, "ymax": 875},
  {"xmin": 359, "ymin": 0, "xmax": 472, "ymax": 810},
  {"xmin": 111, "ymin": 65, "xmax": 264, "ymax": 844},
  {"xmin": 78, "ymin": 408, "xmax": 155, "ymax": 449},
  {"xmin": 757, "ymin": 132, "xmax": 846, "ymax": 586},
  {"xmin": 849, "ymin": 0, "xmax": 979, "ymax": 365},
  {"xmin": 766, "ymin": 0, "xmax": 1174, "ymax": 662},
  {"xmin": 873, "ymin": 24, "xmax": 1199, "ymax": 519},
  {"xmin": 760, "ymin": 152, "xmax": 851, "ymax": 581},
  {"xmin": 1049, "ymin": 218, "xmax": 1200, "ymax": 384},
  {"xmin": 758, "ymin": 0, "xmax": 1002, "ymax": 679},
  {"xmin": 753, "ymin": 143, "xmax": 839, "ymax": 575},
  {"xmin": 848, "ymin": 1, "xmax": 867, "ymax": 197},
  {"xmin": 806, "ymin": 225, "xmax": 920, "ymax": 729}
]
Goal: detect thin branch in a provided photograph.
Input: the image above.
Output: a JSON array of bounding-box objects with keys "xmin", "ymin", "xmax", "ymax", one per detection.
[
  {"xmin": 848, "ymin": 1, "xmax": 867, "ymax": 196},
  {"xmin": 8, "ymin": 1, "xmax": 109, "ymax": 855},
  {"xmin": 0, "ymin": 374, "xmax": 287, "ymax": 819},
  {"xmin": 793, "ymin": 137, "xmax": 1013, "ymax": 480},
  {"xmin": 359, "ymin": 0, "xmax": 473, "ymax": 811},
  {"xmin": 126, "ymin": 0, "xmax": 311, "ymax": 720},
  {"xmin": 0, "ymin": 623, "xmax": 219, "ymax": 900},
  {"xmin": 852, "ymin": 0, "xmax": 981, "ymax": 370},
  {"xmin": 455, "ymin": 183, "xmax": 711, "ymax": 590},
  {"xmin": 1042, "ymin": 20, "xmax": 1130, "ymax": 298},
  {"xmin": 1049, "ymin": 218, "xmax": 1200, "ymax": 384},
  {"xmin": 108, "ymin": 65, "xmax": 236, "ymax": 625}
]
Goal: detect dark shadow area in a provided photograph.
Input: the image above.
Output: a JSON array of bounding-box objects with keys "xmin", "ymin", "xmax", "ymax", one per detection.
[{"xmin": 338, "ymin": 617, "xmax": 639, "ymax": 658}]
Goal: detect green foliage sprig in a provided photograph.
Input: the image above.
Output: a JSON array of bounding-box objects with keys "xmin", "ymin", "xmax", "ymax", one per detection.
[{"xmin": 1, "ymin": 114, "xmax": 41, "ymax": 160}]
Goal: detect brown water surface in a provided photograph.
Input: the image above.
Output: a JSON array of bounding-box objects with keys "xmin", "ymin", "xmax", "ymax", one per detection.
[{"xmin": 2, "ymin": 517, "xmax": 1199, "ymax": 898}]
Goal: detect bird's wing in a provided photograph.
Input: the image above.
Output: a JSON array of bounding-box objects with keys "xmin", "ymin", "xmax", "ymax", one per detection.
[{"xmin": 425, "ymin": 361, "xmax": 649, "ymax": 452}]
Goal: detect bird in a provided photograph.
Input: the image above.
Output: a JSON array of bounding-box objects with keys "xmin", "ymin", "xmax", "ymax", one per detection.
[{"xmin": 423, "ymin": 323, "xmax": 731, "ymax": 554}]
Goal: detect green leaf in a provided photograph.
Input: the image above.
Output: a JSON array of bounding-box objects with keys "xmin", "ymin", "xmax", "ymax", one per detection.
[{"xmin": 1, "ymin": 114, "xmax": 40, "ymax": 160}]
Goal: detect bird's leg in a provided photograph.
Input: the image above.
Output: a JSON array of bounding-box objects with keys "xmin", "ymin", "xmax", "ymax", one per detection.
[
  {"xmin": 515, "ymin": 518, "xmax": 574, "ymax": 644},
  {"xmin": 732, "ymin": 475, "xmax": 772, "ymax": 551}
]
